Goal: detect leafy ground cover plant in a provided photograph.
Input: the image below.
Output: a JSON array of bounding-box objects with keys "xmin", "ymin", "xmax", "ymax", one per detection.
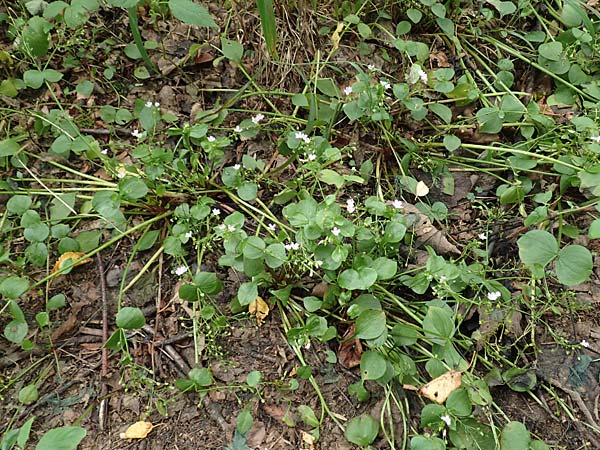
[{"xmin": 1, "ymin": 0, "xmax": 600, "ymax": 448}]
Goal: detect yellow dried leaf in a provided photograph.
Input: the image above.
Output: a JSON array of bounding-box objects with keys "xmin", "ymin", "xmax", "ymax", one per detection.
[
  {"xmin": 415, "ymin": 180, "xmax": 430, "ymax": 197},
  {"xmin": 248, "ymin": 296, "xmax": 269, "ymax": 326},
  {"xmin": 52, "ymin": 252, "xmax": 91, "ymax": 275},
  {"xmin": 331, "ymin": 22, "xmax": 344, "ymax": 51},
  {"xmin": 119, "ymin": 421, "xmax": 153, "ymax": 439},
  {"xmin": 418, "ymin": 370, "xmax": 462, "ymax": 404}
]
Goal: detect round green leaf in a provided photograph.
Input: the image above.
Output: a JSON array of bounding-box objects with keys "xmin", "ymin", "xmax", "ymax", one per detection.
[
  {"xmin": 443, "ymin": 135, "xmax": 461, "ymax": 151},
  {"xmin": 115, "ymin": 307, "xmax": 146, "ymax": 329},
  {"xmin": 188, "ymin": 367, "xmax": 213, "ymax": 387},
  {"xmin": 246, "ymin": 370, "xmax": 262, "ymax": 388},
  {"xmin": 168, "ymin": 0, "xmax": 218, "ymax": 28},
  {"xmin": 423, "ymin": 306, "xmax": 454, "ymax": 345},
  {"xmin": 35, "ymin": 426, "xmax": 86, "ymax": 450},
  {"xmin": 264, "ymin": 243, "xmax": 286, "ymax": 268},
  {"xmin": 18, "ymin": 384, "xmax": 39, "ymax": 405},
  {"xmin": 7, "ymin": 195, "xmax": 32, "ymax": 215},
  {"xmin": 372, "ymin": 257, "xmax": 397, "ymax": 280},
  {"xmin": 238, "ymin": 281, "xmax": 258, "ymax": 306},
  {"xmin": 0, "ymin": 276, "xmax": 30, "ymax": 299},
  {"xmin": 297, "ymin": 405, "xmax": 319, "ymax": 428},
  {"xmin": 194, "ymin": 272, "xmax": 222, "ymax": 295},
  {"xmin": 236, "ymin": 410, "xmax": 253, "ymax": 435},
  {"xmin": 4, "ymin": 320, "xmax": 28, "ymax": 344},
  {"xmin": 517, "ymin": 230, "xmax": 558, "ymax": 270},
  {"xmin": 119, "ymin": 177, "xmax": 148, "ymax": 200},
  {"xmin": 500, "ymin": 421, "xmax": 530, "ymax": 450},
  {"xmin": 538, "ymin": 41, "xmax": 563, "ymax": 61},
  {"xmin": 555, "ymin": 244, "xmax": 592, "ymax": 286},
  {"xmin": 242, "ymin": 236, "xmax": 265, "ymax": 259},
  {"xmin": 237, "ymin": 182, "xmax": 258, "ymax": 201},
  {"xmin": 354, "ymin": 309, "xmax": 386, "ymax": 340},
  {"xmin": 410, "ymin": 435, "xmax": 446, "ymax": 450},
  {"xmin": 360, "ymin": 351, "xmax": 387, "ymax": 380},
  {"xmin": 344, "ymin": 414, "xmax": 379, "ymax": 446}
]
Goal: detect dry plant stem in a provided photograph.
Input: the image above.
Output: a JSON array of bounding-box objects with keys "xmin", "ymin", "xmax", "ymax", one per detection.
[{"xmin": 96, "ymin": 253, "xmax": 109, "ymax": 431}]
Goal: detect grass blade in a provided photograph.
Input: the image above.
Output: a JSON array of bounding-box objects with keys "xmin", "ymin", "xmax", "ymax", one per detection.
[{"xmin": 256, "ymin": 0, "xmax": 278, "ymax": 60}]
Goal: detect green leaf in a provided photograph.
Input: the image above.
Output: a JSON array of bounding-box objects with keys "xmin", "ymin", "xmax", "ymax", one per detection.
[
  {"xmin": 18, "ymin": 384, "xmax": 39, "ymax": 405},
  {"xmin": 7, "ymin": 195, "xmax": 32, "ymax": 215},
  {"xmin": 256, "ymin": 0, "xmax": 278, "ymax": 58},
  {"xmin": 344, "ymin": 414, "xmax": 379, "ymax": 446},
  {"xmin": 446, "ymin": 387, "xmax": 472, "ymax": 417},
  {"xmin": 115, "ymin": 306, "xmax": 146, "ymax": 329},
  {"xmin": 168, "ymin": 0, "xmax": 218, "ymax": 28},
  {"xmin": 443, "ymin": 135, "xmax": 461, "ymax": 151},
  {"xmin": 238, "ymin": 281, "xmax": 258, "ymax": 305},
  {"xmin": 371, "ymin": 257, "xmax": 397, "ymax": 280},
  {"xmin": 429, "ymin": 102, "xmax": 452, "ymax": 124},
  {"xmin": 410, "ymin": 435, "xmax": 446, "ymax": 450},
  {"xmin": 237, "ymin": 182, "xmax": 257, "ymax": 201},
  {"xmin": 105, "ymin": 0, "xmax": 138, "ymax": 6},
  {"xmin": 194, "ymin": 272, "xmax": 222, "ymax": 295},
  {"xmin": 47, "ymin": 293, "xmax": 67, "ymax": 311},
  {"xmin": 297, "ymin": 405, "xmax": 319, "ymax": 428},
  {"xmin": 189, "ymin": 367, "xmax": 213, "ymax": 386},
  {"xmin": 220, "ymin": 37, "xmax": 243, "ymax": 62},
  {"xmin": 17, "ymin": 417, "xmax": 35, "ymax": 449},
  {"xmin": 589, "ymin": 218, "xmax": 600, "ymax": 239},
  {"xmin": 0, "ymin": 276, "xmax": 30, "ymax": 299},
  {"xmin": 319, "ymin": 169, "xmax": 345, "ymax": 188},
  {"xmin": 517, "ymin": 230, "xmax": 558, "ymax": 272},
  {"xmin": 264, "ymin": 243, "xmax": 286, "ymax": 268},
  {"xmin": 4, "ymin": 320, "xmax": 28, "ymax": 344},
  {"xmin": 22, "ymin": 16, "xmax": 51, "ymax": 57},
  {"xmin": 0, "ymin": 138, "xmax": 21, "ymax": 157},
  {"xmin": 236, "ymin": 410, "xmax": 253, "ymax": 435},
  {"xmin": 35, "ymin": 426, "xmax": 86, "ymax": 450},
  {"xmin": 500, "ymin": 421, "xmax": 530, "ymax": 450},
  {"xmin": 246, "ymin": 370, "xmax": 262, "ymax": 387},
  {"xmin": 538, "ymin": 41, "xmax": 563, "ymax": 61},
  {"xmin": 354, "ymin": 309, "xmax": 386, "ymax": 340},
  {"xmin": 338, "ymin": 267, "xmax": 377, "ymax": 290},
  {"xmin": 503, "ymin": 367, "xmax": 537, "ymax": 392},
  {"xmin": 423, "ymin": 305, "xmax": 454, "ymax": 345},
  {"xmin": 555, "ymin": 244, "xmax": 592, "ymax": 286},
  {"xmin": 360, "ymin": 351, "xmax": 387, "ymax": 380},
  {"xmin": 119, "ymin": 177, "xmax": 148, "ymax": 200},
  {"xmin": 242, "ymin": 236, "xmax": 266, "ymax": 259}
]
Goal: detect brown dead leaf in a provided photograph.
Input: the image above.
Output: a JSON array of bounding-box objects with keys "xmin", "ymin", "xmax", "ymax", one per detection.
[
  {"xmin": 120, "ymin": 421, "xmax": 153, "ymax": 439},
  {"xmin": 403, "ymin": 203, "xmax": 460, "ymax": 255},
  {"xmin": 249, "ymin": 296, "xmax": 269, "ymax": 326},
  {"xmin": 300, "ymin": 430, "xmax": 316, "ymax": 450},
  {"xmin": 52, "ymin": 252, "xmax": 92, "ymax": 275},
  {"xmin": 338, "ymin": 325, "xmax": 362, "ymax": 369},
  {"xmin": 263, "ymin": 404, "xmax": 296, "ymax": 427},
  {"xmin": 404, "ymin": 370, "xmax": 462, "ymax": 404}
]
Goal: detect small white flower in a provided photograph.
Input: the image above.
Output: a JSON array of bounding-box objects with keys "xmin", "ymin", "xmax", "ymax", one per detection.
[
  {"xmin": 295, "ymin": 131, "xmax": 311, "ymax": 144},
  {"xmin": 268, "ymin": 223, "xmax": 277, "ymax": 231},
  {"xmin": 207, "ymin": 135, "xmax": 216, "ymax": 142},
  {"xmin": 439, "ymin": 275, "xmax": 447, "ymax": 282},
  {"xmin": 591, "ymin": 136, "xmax": 600, "ymax": 143},
  {"xmin": 346, "ymin": 198, "xmax": 356, "ymax": 213},
  {"xmin": 184, "ymin": 231, "xmax": 193, "ymax": 239},
  {"xmin": 343, "ymin": 85, "xmax": 353, "ymax": 96},
  {"xmin": 212, "ymin": 208, "xmax": 221, "ymax": 216},
  {"xmin": 145, "ymin": 101, "xmax": 153, "ymax": 108},
  {"xmin": 331, "ymin": 227, "xmax": 341, "ymax": 237},
  {"xmin": 234, "ymin": 125, "xmax": 243, "ymax": 133},
  {"xmin": 391, "ymin": 200, "xmax": 404, "ymax": 209},
  {"xmin": 380, "ymin": 80, "xmax": 391, "ymax": 90},
  {"xmin": 580, "ymin": 340, "xmax": 590, "ymax": 348},
  {"xmin": 233, "ymin": 164, "xmax": 241, "ymax": 170},
  {"xmin": 218, "ymin": 224, "xmax": 226, "ymax": 231},
  {"xmin": 478, "ymin": 232, "xmax": 487, "ymax": 240},
  {"xmin": 315, "ymin": 260, "xmax": 323, "ymax": 267},
  {"xmin": 284, "ymin": 242, "xmax": 300, "ymax": 251},
  {"xmin": 227, "ymin": 224, "xmax": 236, "ymax": 232},
  {"xmin": 440, "ymin": 415, "xmax": 451, "ymax": 427},
  {"xmin": 418, "ymin": 68, "xmax": 428, "ymax": 84},
  {"xmin": 174, "ymin": 265, "xmax": 187, "ymax": 276},
  {"xmin": 154, "ymin": 101, "xmax": 160, "ymax": 107},
  {"xmin": 131, "ymin": 129, "xmax": 143, "ymax": 138},
  {"xmin": 367, "ymin": 64, "xmax": 375, "ymax": 71},
  {"xmin": 101, "ymin": 148, "xmax": 108, "ymax": 155},
  {"xmin": 487, "ymin": 291, "xmax": 501, "ymax": 301},
  {"xmin": 307, "ymin": 153, "xmax": 317, "ymax": 161},
  {"xmin": 251, "ymin": 113, "xmax": 265, "ymax": 124}
]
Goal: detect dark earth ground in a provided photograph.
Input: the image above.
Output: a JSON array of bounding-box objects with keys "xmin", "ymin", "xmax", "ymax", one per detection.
[{"xmin": 1, "ymin": 1, "xmax": 600, "ymax": 449}]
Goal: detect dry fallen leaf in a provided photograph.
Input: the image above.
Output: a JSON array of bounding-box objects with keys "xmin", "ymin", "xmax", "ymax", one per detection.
[
  {"xmin": 52, "ymin": 252, "xmax": 92, "ymax": 275},
  {"xmin": 403, "ymin": 203, "xmax": 460, "ymax": 255},
  {"xmin": 249, "ymin": 296, "xmax": 269, "ymax": 326},
  {"xmin": 404, "ymin": 370, "xmax": 462, "ymax": 404},
  {"xmin": 300, "ymin": 430, "xmax": 316, "ymax": 450},
  {"xmin": 338, "ymin": 325, "xmax": 363, "ymax": 369},
  {"xmin": 119, "ymin": 421, "xmax": 153, "ymax": 439},
  {"xmin": 415, "ymin": 180, "xmax": 430, "ymax": 197},
  {"xmin": 331, "ymin": 22, "xmax": 344, "ymax": 51}
]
